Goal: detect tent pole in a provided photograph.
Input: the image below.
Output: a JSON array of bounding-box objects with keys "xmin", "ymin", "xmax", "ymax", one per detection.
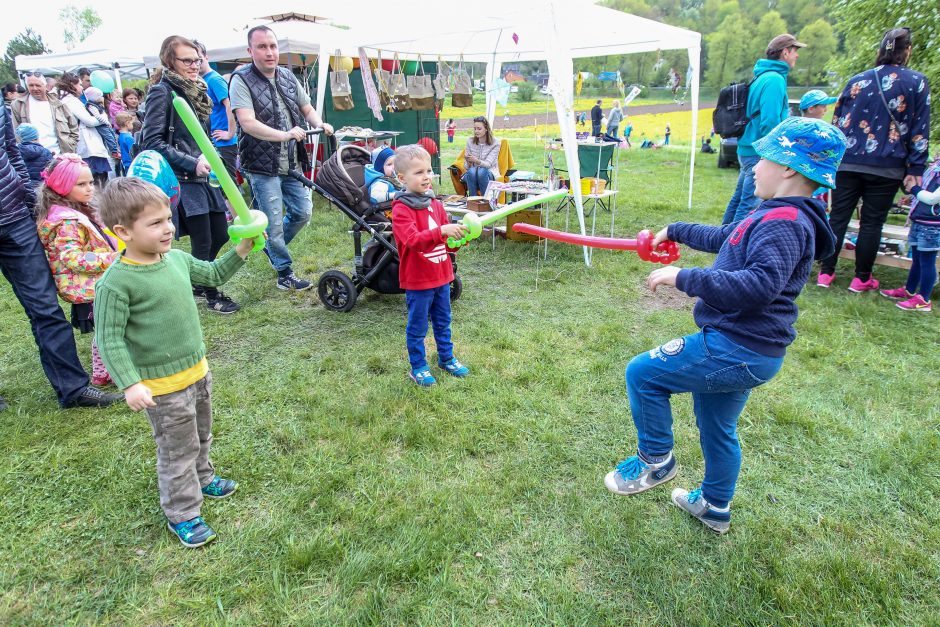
[
  {"xmin": 687, "ymin": 43, "xmax": 700, "ymax": 210},
  {"xmin": 312, "ymin": 46, "xmax": 331, "ymax": 177}
]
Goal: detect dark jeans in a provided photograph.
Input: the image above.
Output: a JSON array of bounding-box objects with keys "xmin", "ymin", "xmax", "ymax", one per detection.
[
  {"xmin": 405, "ymin": 284, "xmax": 453, "ymax": 370},
  {"xmin": 0, "ymin": 216, "xmax": 89, "ymax": 406},
  {"xmin": 820, "ymin": 170, "xmax": 902, "ymax": 279},
  {"xmin": 183, "ymin": 211, "xmax": 230, "ymax": 296},
  {"xmin": 591, "ymin": 123, "xmax": 601, "ymax": 137}
]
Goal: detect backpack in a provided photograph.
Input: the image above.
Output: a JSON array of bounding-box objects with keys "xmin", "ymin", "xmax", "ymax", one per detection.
[{"xmin": 712, "ymin": 81, "xmax": 751, "ymax": 138}]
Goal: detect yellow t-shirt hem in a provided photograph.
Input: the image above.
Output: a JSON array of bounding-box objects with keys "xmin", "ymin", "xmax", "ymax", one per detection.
[{"xmin": 141, "ymin": 358, "xmax": 209, "ymax": 397}]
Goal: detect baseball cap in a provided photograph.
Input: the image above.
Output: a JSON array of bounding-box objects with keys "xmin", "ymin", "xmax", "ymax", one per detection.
[
  {"xmin": 767, "ymin": 34, "xmax": 807, "ymax": 56},
  {"xmin": 752, "ymin": 116, "xmax": 847, "ymax": 189},
  {"xmin": 799, "ymin": 89, "xmax": 838, "ymax": 111}
]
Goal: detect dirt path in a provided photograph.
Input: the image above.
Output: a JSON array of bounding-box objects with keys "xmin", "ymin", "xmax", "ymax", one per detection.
[{"xmin": 448, "ymin": 101, "xmax": 716, "ymax": 130}]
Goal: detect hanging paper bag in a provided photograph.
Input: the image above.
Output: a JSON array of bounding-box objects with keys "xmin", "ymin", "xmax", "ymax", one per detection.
[
  {"xmin": 407, "ymin": 59, "xmax": 435, "ymax": 111},
  {"xmin": 330, "ymin": 71, "xmax": 354, "ymax": 111},
  {"xmin": 451, "ymin": 64, "xmax": 473, "ymax": 108},
  {"xmin": 389, "ymin": 54, "xmax": 412, "ymax": 111},
  {"xmin": 374, "ymin": 50, "xmax": 392, "ymax": 108}
]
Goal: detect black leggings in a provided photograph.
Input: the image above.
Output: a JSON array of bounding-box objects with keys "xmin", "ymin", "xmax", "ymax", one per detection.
[
  {"xmin": 820, "ymin": 170, "xmax": 902, "ymax": 280},
  {"xmin": 181, "ymin": 211, "xmax": 229, "ymax": 288}
]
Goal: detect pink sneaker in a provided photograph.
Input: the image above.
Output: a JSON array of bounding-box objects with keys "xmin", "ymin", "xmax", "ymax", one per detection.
[
  {"xmin": 896, "ymin": 294, "xmax": 932, "ymax": 312},
  {"xmin": 848, "ymin": 277, "xmax": 880, "ymax": 293},
  {"xmin": 879, "ymin": 286, "xmax": 912, "ymax": 300},
  {"xmin": 816, "ymin": 272, "xmax": 835, "ymax": 288}
]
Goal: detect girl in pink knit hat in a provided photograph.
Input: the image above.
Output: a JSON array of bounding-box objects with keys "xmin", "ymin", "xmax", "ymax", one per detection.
[{"xmin": 35, "ymin": 154, "xmax": 121, "ymax": 386}]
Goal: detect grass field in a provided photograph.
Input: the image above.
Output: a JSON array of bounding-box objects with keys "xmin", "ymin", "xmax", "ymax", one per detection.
[
  {"xmin": 447, "ymin": 90, "xmax": 678, "ymax": 120},
  {"xmin": 1, "ymin": 137, "xmax": 938, "ymax": 623}
]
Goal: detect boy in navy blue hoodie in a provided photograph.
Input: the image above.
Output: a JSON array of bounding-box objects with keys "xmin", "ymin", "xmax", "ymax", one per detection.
[{"xmin": 604, "ymin": 117, "xmax": 846, "ymax": 534}]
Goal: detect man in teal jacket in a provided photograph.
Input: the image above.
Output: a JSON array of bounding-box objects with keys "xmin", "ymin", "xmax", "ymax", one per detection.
[{"xmin": 721, "ymin": 34, "xmax": 805, "ymax": 225}]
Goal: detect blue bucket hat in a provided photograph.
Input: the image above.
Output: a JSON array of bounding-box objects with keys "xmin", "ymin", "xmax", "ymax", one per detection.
[
  {"xmin": 15, "ymin": 123, "xmax": 39, "ymax": 143},
  {"xmin": 799, "ymin": 89, "xmax": 838, "ymax": 111},
  {"xmin": 752, "ymin": 117, "xmax": 847, "ymax": 189}
]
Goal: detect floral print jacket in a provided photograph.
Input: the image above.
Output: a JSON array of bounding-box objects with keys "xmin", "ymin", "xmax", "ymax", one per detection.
[
  {"xmin": 37, "ymin": 205, "xmax": 120, "ymax": 304},
  {"xmin": 832, "ymin": 64, "xmax": 931, "ymax": 177}
]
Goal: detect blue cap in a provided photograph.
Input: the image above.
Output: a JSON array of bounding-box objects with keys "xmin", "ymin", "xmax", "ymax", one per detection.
[
  {"xmin": 752, "ymin": 117, "xmax": 847, "ymax": 189},
  {"xmin": 15, "ymin": 123, "xmax": 39, "ymax": 143},
  {"xmin": 371, "ymin": 146, "xmax": 395, "ymax": 174},
  {"xmin": 799, "ymin": 89, "xmax": 837, "ymax": 111}
]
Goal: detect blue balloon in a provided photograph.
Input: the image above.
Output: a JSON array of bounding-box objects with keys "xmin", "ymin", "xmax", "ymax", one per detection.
[{"xmin": 127, "ymin": 150, "xmax": 180, "ymax": 211}]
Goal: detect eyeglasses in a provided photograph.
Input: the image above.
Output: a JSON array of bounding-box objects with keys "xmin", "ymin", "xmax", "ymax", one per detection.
[
  {"xmin": 473, "ymin": 116, "xmax": 486, "ymax": 123},
  {"xmin": 176, "ymin": 57, "xmax": 202, "ymax": 67},
  {"xmin": 26, "ymin": 71, "xmax": 45, "ymax": 78}
]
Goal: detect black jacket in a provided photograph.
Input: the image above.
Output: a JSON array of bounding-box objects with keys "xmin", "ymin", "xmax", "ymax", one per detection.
[
  {"xmin": 140, "ymin": 78, "xmax": 211, "ymax": 182},
  {"xmin": 20, "ymin": 142, "xmax": 53, "ymax": 185},
  {"xmin": 591, "ymin": 104, "xmax": 602, "ymax": 125},
  {"xmin": 0, "ymin": 104, "xmax": 35, "ymax": 226}
]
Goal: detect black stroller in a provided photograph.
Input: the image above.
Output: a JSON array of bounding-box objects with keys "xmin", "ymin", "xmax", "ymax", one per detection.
[{"xmin": 289, "ymin": 138, "xmax": 462, "ymax": 312}]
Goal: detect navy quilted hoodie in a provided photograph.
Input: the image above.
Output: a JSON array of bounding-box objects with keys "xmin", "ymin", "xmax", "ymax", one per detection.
[
  {"xmin": 0, "ymin": 104, "xmax": 35, "ymax": 227},
  {"xmin": 668, "ymin": 197, "xmax": 835, "ymax": 357}
]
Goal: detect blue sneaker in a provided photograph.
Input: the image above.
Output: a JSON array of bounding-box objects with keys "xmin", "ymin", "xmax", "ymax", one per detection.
[
  {"xmin": 604, "ymin": 453, "xmax": 677, "ymax": 495},
  {"xmin": 671, "ymin": 487, "xmax": 731, "ymax": 534},
  {"xmin": 168, "ymin": 516, "xmax": 217, "ymax": 548},
  {"xmin": 202, "ymin": 476, "xmax": 238, "ymax": 499},
  {"xmin": 438, "ymin": 357, "xmax": 470, "ymax": 377},
  {"xmin": 410, "ymin": 367, "xmax": 437, "ymax": 387}
]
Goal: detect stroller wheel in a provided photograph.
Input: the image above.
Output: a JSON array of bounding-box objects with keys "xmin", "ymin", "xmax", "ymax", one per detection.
[
  {"xmin": 450, "ymin": 275, "xmax": 463, "ymax": 302},
  {"xmin": 318, "ymin": 270, "xmax": 358, "ymax": 312}
]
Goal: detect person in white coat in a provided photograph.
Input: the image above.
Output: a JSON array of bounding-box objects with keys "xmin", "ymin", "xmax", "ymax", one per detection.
[{"xmin": 56, "ymin": 72, "xmax": 112, "ymax": 188}]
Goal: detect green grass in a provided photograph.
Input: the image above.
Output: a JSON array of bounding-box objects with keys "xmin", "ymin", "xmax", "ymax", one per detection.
[
  {"xmin": 447, "ymin": 91, "xmax": 678, "ymax": 119},
  {"xmin": 1, "ymin": 144, "xmax": 939, "ymax": 623}
]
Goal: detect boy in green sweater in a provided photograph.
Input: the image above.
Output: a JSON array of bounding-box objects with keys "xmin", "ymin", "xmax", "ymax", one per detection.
[{"xmin": 96, "ymin": 178, "xmax": 258, "ymax": 548}]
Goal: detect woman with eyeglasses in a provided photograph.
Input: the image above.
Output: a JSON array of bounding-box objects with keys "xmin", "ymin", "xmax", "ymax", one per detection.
[
  {"xmin": 140, "ymin": 35, "xmax": 239, "ymax": 314},
  {"xmin": 817, "ymin": 27, "xmax": 931, "ymax": 293},
  {"xmin": 462, "ymin": 116, "xmax": 500, "ymax": 196}
]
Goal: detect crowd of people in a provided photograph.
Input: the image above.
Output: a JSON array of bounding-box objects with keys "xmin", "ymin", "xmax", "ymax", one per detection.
[{"xmin": 0, "ymin": 23, "xmax": 934, "ymax": 548}]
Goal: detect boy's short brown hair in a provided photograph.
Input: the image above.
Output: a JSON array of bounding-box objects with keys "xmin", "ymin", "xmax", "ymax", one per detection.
[
  {"xmin": 115, "ymin": 112, "xmax": 135, "ymax": 129},
  {"xmin": 393, "ymin": 144, "xmax": 431, "ymax": 172},
  {"xmin": 100, "ymin": 177, "xmax": 170, "ymax": 229}
]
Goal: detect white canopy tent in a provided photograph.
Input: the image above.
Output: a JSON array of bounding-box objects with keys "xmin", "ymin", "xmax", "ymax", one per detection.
[{"xmin": 354, "ymin": 0, "xmax": 702, "ymax": 265}]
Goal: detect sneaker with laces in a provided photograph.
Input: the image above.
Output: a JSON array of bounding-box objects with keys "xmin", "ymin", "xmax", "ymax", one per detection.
[
  {"xmin": 438, "ymin": 357, "xmax": 470, "ymax": 377},
  {"xmin": 880, "ymin": 286, "xmax": 913, "ymax": 300},
  {"xmin": 410, "ymin": 367, "xmax": 437, "ymax": 387},
  {"xmin": 816, "ymin": 272, "xmax": 835, "ymax": 288},
  {"xmin": 202, "ymin": 476, "xmax": 238, "ymax": 499},
  {"xmin": 276, "ymin": 273, "xmax": 312, "ymax": 291},
  {"xmin": 206, "ymin": 291, "xmax": 240, "ymax": 315},
  {"xmin": 604, "ymin": 453, "xmax": 677, "ymax": 495},
  {"xmin": 848, "ymin": 276, "xmax": 880, "ymax": 293},
  {"xmin": 168, "ymin": 516, "xmax": 217, "ymax": 548},
  {"xmin": 68, "ymin": 386, "xmax": 124, "ymax": 408},
  {"xmin": 671, "ymin": 487, "xmax": 731, "ymax": 534},
  {"xmin": 896, "ymin": 294, "xmax": 932, "ymax": 312}
]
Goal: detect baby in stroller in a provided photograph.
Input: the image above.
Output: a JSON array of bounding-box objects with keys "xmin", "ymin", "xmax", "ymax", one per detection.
[{"xmin": 364, "ymin": 146, "xmax": 402, "ymax": 207}]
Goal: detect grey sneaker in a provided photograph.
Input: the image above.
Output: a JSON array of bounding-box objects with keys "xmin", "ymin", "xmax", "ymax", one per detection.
[
  {"xmin": 604, "ymin": 453, "xmax": 677, "ymax": 495},
  {"xmin": 670, "ymin": 487, "xmax": 731, "ymax": 535}
]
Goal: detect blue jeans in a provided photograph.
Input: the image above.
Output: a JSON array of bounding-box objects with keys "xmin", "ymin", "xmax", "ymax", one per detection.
[
  {"xmin": 0, "ymin": 216, "xmax": 89, "ymax": 406},
  {"xmin": 405, "ymin": 285, "xmax": 453, "ymax": 370},
  {"xmin": 721, "ymin": 154, "xmax": 760, "ymax": 225},
  {"xmin": 247, "ymin": 173, "xmax": 312, "ymax": 274},
  {"xmin": 461, "ymin": 167, "xmax": 494, "ymax": 196},
  {"xmin": 625, "ymin": 326, "xmax": 784, "ymax": 508},
  {"xmin": 664, "ymin": 134, "xmax": 670, "ymax": 145}
]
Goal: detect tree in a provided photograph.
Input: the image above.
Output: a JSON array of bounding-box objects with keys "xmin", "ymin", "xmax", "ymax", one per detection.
[
  {"xmin": 827, "ymin": 0, "xmax": 938, "ymax": 140},
  {"xmin": 797, "ymin": 19, "xmax": 836, "ymax": 85},
  {"xmin": 516, "ymin": 81, "xmax": 536, "ymax": 102},
  {"xmin": 752, "ymin": 11, "xmax": 788, "ymax": 61},
  {"xmin": 705, "ymin": 13, "xmax": 755, "ymax": 89},
  {"xmin": 60, "ymin": 5, "xmax": 102, "ymax": 51},
  {"xmin": 0, "ymin": 28, "xmax": 50, "ymax": 85}
]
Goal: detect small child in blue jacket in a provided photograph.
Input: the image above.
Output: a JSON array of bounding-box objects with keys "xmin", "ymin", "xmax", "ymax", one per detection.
[
  {"xmin": 605, "ymin": 117, "xmax": 846, "ymax": 534},
  {"xmin": 15, "ymin": 123, "xmax": 53, "ymax": 189}
]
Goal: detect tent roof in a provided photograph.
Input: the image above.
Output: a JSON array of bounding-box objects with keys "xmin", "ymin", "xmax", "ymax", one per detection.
[
  {"xmin": 354, "ymin": 1, "xmax": 700, "ymax": 61},
  {"xmin": 142, "ymin": 19, "xmax": 361, "ymax": 69}
]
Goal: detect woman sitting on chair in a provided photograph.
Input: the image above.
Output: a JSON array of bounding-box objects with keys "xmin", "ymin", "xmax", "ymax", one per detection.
[{"xmin": 462, "ymin": 116, "xmax": 500, "ymax": 196}]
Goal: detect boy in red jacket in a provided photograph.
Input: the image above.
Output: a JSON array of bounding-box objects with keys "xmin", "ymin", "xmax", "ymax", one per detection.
[{"xmin": 391, "ymin": 145, "xmax": 469, "ymax": 386}]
